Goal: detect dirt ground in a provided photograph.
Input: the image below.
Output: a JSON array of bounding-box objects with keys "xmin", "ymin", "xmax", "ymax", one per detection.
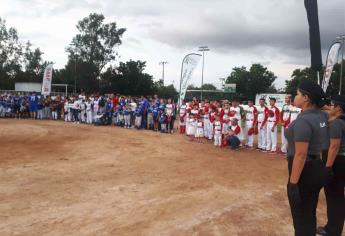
[{"xmin": 0, "ymin": 119, "xmax": 329, "ymax": 236}]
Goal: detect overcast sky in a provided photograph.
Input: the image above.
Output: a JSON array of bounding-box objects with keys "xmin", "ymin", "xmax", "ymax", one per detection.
[{"xmin": 1, "ymin": 0, "xmax": 344, "ymax": 89}]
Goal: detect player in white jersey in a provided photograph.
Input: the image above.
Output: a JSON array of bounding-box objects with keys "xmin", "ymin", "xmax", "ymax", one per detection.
[
  {"xmin": 185, "ymin": 103, "xmax": 192, "ymax": 136},
  {"xmin": 289, "ymin": 101, "xmax": 302, "ymax": 122},
  {"xmin": 202, "ymin": 104, "xmax": 210, "ymax": 138},
  {"xmin": 179, "ymin": 101, "xmax": 187, "ymax": 134},
  {"xmin": 79, "ymin": 99, "xmax": 86, "ymax": 123},
  {"xmin": 195, "ymin": 117, "xmax": 204, "ymax": 143},
  {"xmin": 64, "ymin": 100, "xmax": 69, "ymax": 122},
  {"xmin": 266, "ymin": 97, "xmax": 280, "ymax": 153},
  {"xmin": 230, "ymin": 100, "xmax": 244, "ymax": 143},
  {"xmin": 165, "ymin": 100, "xmax": 174, "ymax": 133},
  {"xmin": 86, "ymin": 98, "xmax": 93, "ymax": 124},
  {"xmin": 208, "ymin": 108, "xmax": 216, "ymax": 140},
  {"xmin": 280, "ymin": 95, "xmax": 292, "ymax": 154},
  {"xmin": 257, "ymin": 98, "xmax": 268, "ymax": 151},
  {"xmin": 213, "ymin": 114, "xmax": 222, "ymax": 147},
  {"xmin": 93, "ymin": 97, "xmax": 99, "ymax": 121},
  {"xmin": 244, "ymin": 100, "xmax": 258, "ymax": 148}
]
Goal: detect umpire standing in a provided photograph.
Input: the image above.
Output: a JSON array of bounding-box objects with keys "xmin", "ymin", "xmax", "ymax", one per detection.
[
  {"xmin": 285, "ymin": 80, "xmax": 328, "ymax": 236},
  {"xmin": 317, "ymin": 95, "xmax": 345, "ymax": 236}
]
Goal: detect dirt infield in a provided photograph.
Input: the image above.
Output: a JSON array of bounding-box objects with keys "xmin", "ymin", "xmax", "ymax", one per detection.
[{"xmin": 0, "ymin": 120, "xmax": 328, "ymax": 236}]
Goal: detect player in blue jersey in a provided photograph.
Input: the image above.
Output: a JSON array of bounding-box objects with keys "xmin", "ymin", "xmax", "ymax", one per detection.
[
  {"xmin": 29, "ymin": 92, "xmax": 39, "ymax": 119},
  {"xmin": 160, "ymin": 111, "xmax": 168, "ymax": 133},
  {"xmin": 152, "ymin": 104, "xmax": 160, "ymax": 131},
  {"xmin": 134, "ymin": 105, "xmax": 143, "ymax": 129},
  {"xmin": 147, "ymin": 101, "xmax": 154, "ymax": 130}
]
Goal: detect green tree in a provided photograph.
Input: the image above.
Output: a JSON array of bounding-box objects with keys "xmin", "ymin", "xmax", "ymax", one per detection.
[
  {"xmin": 226, "ymin": 64, "xmax": 277, "ymax": 101},
  {"xmin": 66, "ymin": 13, "xmax": 126, "ymax": 77},
  {"xmin": 0, "ymin": 17, "xmax": 23, "ymax": 89},
  {"xmin": 285, "ymin": 61, "xmax": 344, "ymax": 97},
  {"xmin": 156, "ymin": 85, "xmax": 178, "ymax": 99},
  {"xmin": 101, "ymin": 60, "xmax": 156, "ymax": 95}
]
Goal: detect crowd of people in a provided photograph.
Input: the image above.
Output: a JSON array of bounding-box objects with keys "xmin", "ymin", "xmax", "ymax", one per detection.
[
  {"xmin": 178, "ymin": 96, "xmax": 301, "ymax": 152},
  {"xmin": 0, "ymin": 92, "xmax": 178, "ymax": 132},
  {"xmin": 0, "ymin": 91, "xmax": 301, "ymax": 153}
]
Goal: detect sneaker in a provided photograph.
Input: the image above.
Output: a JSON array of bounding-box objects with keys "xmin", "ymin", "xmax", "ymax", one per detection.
[
  {"xmin": 269, "ymin": 151, "xmax": 277, "ymax": 155},
  {"xmin": 261, "ymin": 149, "xmax": 269, "ymax": 153},
  {"xmin": 316, "ymin": 226, "xmax": 328, "ymax": 236}
]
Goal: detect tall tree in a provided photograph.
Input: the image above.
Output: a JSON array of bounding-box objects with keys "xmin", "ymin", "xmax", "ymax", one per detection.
[
  {"xmin": 226, "ymin": 64, "xmax": 276, "ymax": 101},
  {"xmin": 102, "ymin": 60, "xmax": 156, "ymax": 96},
  {"xmin": 66, "ymin": 13, "xmax": 126, "ymax": 77},
  {"xmin": 156, "ymin": 85, "xmax": 178, "ymax": 99},
  {"xmin": 0, "ymin": 17, "xmax": 23, "ymax": 89}
]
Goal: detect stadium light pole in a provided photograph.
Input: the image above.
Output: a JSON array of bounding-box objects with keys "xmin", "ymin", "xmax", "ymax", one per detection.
[
  {"xmin": 159, "ymin": 61, "xmax": 168, "ymax": 86},
  {"xmin": 198, "ymin": 46, "xmax": 210, "ymax": 101},
  {"xmin": 336, "ymin": 35, "xmax": 345, "ymax": 95}
]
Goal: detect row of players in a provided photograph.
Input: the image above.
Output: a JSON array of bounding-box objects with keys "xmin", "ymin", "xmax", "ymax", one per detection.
[{"xmin": 178, "ymin": 95, "xmax": 301, "ymax": 154}]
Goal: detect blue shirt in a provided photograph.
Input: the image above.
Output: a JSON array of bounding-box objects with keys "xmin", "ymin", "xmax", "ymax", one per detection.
[
  {"xmin": 153, "ymin": 106, "xmax": 160, "ymax": 118},
  {"xmin": 29, "ymin": 95, "xmax": 38, "ymax": 107}
]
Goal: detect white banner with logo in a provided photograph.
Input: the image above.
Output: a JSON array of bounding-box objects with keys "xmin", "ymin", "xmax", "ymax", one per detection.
[
  {"xmin": 322, "ymin": 42, "xmax": 341, "ymax": 92},
  {"xmin": 179, "ymin": 53, "xmax": 202, "ymax": 104},
  {"xmin": 41, "ymin": 64, "xmax": 53, "ymax": 96}
]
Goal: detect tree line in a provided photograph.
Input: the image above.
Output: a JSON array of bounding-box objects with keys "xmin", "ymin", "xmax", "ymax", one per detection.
[{"xmin": 0, "ymin": 13, "xmax": 343, "ymax": 100}]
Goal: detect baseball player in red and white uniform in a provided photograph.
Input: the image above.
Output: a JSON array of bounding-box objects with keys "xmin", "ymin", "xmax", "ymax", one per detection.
[
  {"xmin": 208, "ymin": 108, "xmax": 216, "ymax": 140},
  {"xmin": 213, "ymin": 115, "xmax": 222, "ymax": 147},
  {"xmin": 185, "ymin": 103, "xmax": 192, "ymax": 135},
  {"xmin": 202, "ymin": 103, "xmax": 209, "ymax": 138},
  {"xmin": 179, "ymin": 101, "xmax": 187, "ymax": 134},
  {"xmin": 244, "ymin": 100, "xmax": 258, "ymax": 148},
  {"xmin": 257, "ymin": 98, "xmax": 268, "ymax": 151},
  {"xmin": 280, "ymin": 95, "xmax": 292, "ymax": 154},
  {"xmin": 230, "ymin": 101, "xmax": 244, "ymax": 142},
  {"xmin": 266, "ymin": 97, "xmax": 280, "ymax": 153}
]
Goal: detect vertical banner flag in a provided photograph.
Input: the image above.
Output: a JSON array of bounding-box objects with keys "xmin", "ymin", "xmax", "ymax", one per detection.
[
  {"xmin": 322, "ymin": 42, "xmax": 341, "ymax": 92},
  {"xmin": 304, "ymin": 0, "xmax": 322, "ymax": 72},
  {"xmin": 41, "ymin": 64, "xmax": 53, "ymax": 96},
  {"xmin": 179, "ymin": 53, "xmax": 202, "ymax": 105}
]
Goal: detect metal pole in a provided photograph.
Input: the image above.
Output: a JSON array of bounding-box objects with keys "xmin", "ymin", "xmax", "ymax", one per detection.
[
  {"xmin": 74, "ymin": 58, "xmax": 77, "ymax": 94},
  {"xmin": 339, "ymin": 38, "xmax": 345, "ymax": 95},
  {"xmin": 159, "ymin": 61, "xmax": 168, "ymax": 87},
  {"xmin": 198, "ymin": 46, "xmax": 209, "ymax": 101},
  {"xmin": 201, "ymin": 51, "xmax": 205, "ymax": 101},
  {"xmin": 162, "ymin": 63, "xmax": 165, "ymax": 86}
]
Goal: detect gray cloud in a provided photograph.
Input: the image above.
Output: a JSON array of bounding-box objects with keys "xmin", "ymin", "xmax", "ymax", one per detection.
[{"xmin": 145, "ymin": 0, "xmax": 344, "ymax": 63}]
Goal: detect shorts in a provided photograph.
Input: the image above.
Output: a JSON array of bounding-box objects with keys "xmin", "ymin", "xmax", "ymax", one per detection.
[{"xmin": 30, "ymin": 105, "xmax": 38, "ymax": 113}]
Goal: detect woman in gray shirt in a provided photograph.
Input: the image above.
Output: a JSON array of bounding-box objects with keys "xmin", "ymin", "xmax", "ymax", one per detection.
[
  {"xmin": 317, "ymin": 95, "xmax": 345, "ymax": 236},
  {"xmin": 285, "ymin": 80, "xmax": 328, "ymax": 236}
]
